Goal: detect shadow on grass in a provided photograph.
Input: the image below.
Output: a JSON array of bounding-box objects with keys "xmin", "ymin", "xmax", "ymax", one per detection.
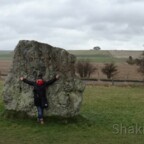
[{"xmin": 0, "ymin": 109, "xmax": 94, "ymax": 127}]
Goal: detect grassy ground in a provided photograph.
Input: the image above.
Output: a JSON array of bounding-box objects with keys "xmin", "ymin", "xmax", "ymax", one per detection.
[{"xmin": 0, "ymin": 82, "xmax": 144, "ymax": 144}]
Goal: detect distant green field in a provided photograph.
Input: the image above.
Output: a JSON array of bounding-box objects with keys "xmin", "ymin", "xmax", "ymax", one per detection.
[
  {"xmin": 0, "ymin": 51, "xmax": 13, "ymax": 60},
  {"xmin": 0, "ymin": 82, "xmax": 144, "ymax": 144},
  {"xmin": 75, "ymin": 55, "xmax": 126, "ymax": 63},
  {"xmin": 68, "ymin": 50, "xmax": 111, "ymax": 55},
  {"xmin": 68, "ymin": 50, "xmax": 127, "ymax": 63}
]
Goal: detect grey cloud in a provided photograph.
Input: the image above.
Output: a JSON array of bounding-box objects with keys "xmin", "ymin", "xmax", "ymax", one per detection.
[
  {"xmin": 0, "ymin": 0, "xmax": 144, "ymax": 50},
  {"xmin": 0, "ymin": 0, "xmax": 23, "ymax": 6},
  {"xmin": 116, "ymin": 0, "xmax": 144, "ymax": 4}
]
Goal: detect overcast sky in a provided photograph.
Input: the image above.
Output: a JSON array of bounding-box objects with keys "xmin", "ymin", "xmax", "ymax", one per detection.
[{"xmin": 0, "ymin": 0, "xmax": 144, "ymax": 50}]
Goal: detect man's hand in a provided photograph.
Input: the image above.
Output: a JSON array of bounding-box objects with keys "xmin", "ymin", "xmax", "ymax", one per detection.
[
  {"xmin": 56, "ymin": 74, "xmax": 60, "ymax": 79},
  {"xmin": 20, "ymin": 77, "xmax": 24, "ymax": 81}
]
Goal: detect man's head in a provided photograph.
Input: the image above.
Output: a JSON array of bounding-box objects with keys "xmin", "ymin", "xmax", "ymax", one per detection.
[
  {"xmin": 36, "ymin": 79, "xmax": 44, "ymax": 86},
  {"xmin": 36, "ymin": 73, "xmax": 44, "ymax": 86},
  {"xmin": 38, "ymin": 73, "xmax": 43, "ymax": 79}
]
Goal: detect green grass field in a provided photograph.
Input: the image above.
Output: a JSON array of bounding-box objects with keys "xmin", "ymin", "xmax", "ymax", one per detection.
[{"xmin": 0, "ymin": 81, "xmax": 144, "ymax": 144}]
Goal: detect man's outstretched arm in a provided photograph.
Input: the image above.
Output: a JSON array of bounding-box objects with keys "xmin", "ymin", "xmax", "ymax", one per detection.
[
  {"xmin": 20, "ymin": 77, "xmax": 35, "ymax": 86},
  {"xmin": 45, "ymin": 75, "xmax": 59, "ymax": 86}
]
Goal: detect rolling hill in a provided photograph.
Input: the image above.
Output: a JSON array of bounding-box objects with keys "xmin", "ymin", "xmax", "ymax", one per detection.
[{"xmin": 0, "ymin": 50, "xmax": 143, "ymax": 81}]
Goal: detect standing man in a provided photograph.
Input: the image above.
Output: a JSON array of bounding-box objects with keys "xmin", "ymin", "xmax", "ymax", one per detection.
[{"xmin": 20, "ymin": 74, "xmax": 59, "ymax": 124}]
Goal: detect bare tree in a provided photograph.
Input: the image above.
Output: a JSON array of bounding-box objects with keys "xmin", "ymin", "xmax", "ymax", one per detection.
[
  {"xmin": 75, "ymin": 60, "xmax": 97, "ymax": 78},
  {"xmin": 135, "ymin": 52, "xmax": 144, "ymax": 77},
  {"xmin": 126, "ymin": 52, "xmax": 144, "ymax": 81},
  {"xmin": 102, "ymin": 63, "xmax": 118, "ymax": 79},
  {"xmin": 127, "ymin": 56, "xmax": 135, "ymax": 65},
  {"xmin": 75, "ymin": 61, "xmax": 84, "ymax": 78}
]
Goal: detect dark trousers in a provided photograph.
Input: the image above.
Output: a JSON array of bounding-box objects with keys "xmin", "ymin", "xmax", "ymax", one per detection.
[{"xmin": 37, "ymin": 106, "xmax": 44, "ymax": 120}]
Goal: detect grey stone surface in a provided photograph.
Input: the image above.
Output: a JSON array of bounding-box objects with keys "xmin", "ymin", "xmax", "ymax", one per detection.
[{"xmin": 3, "ymin": 40, "xmax": 85, "ymax": 117}]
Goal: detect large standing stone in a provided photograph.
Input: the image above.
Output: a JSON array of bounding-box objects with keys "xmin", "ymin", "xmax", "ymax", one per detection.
[{"xmin": 3, "ymin": 40, "xmax": 85, "ymax": 117}]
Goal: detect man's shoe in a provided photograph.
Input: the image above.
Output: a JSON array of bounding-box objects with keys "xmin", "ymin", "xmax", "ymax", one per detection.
[{"xmin": 40, "ymin": 119, "xmax": 44, "ymax": 124}]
